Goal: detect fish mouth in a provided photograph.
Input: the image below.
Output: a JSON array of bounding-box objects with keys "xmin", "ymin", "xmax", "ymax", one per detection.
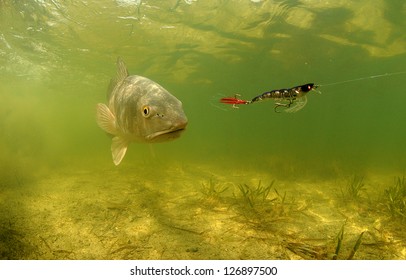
[{"xmin": 145, "ymin": 124, "xmax": 187, "ymax": 142}]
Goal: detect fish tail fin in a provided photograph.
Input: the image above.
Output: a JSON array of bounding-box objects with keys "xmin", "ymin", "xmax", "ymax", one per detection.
[
  {"xmin": 112, "ymin": 136, "xmax": 129, "ymax": 165},
  {"xmin": 96, "ymin": 103, "xmax": 117, "ymax": 135}
]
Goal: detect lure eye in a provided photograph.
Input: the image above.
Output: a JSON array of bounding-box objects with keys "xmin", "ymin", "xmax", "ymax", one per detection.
[
  {"xmin": 301, "ymin": 84, "xmax": 314, "ymax": 92},
  {"xmin": 142, "ymin": 106, "xmax": 150, "ymax": 117}
]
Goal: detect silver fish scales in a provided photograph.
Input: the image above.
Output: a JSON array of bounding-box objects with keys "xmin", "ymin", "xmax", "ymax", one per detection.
[{"xmin": 96, "ymin": 58, "xmax": 188, "ymax": 165}]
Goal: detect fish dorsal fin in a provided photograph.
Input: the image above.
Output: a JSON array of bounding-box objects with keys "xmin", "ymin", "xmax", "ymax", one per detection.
[
  {"xmin": 111, "ymin": 136, "xmax": 129, "ymax": 165},
  {"xmin": 96, "ymin": 103, "xmax": 117, "ymax": 135},
  {"xmin": 107, "ymin": 57, "xmax": 129, "ymax": 99},
  {"xmin": 115, "ymin": 57, "xmax": 129, "ymax": 83}
]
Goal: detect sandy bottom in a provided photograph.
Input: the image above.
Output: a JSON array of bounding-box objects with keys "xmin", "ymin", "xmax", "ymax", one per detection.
[{"xmin": 1, "ymin": 161, "xmax": 405, "ymax": 260}]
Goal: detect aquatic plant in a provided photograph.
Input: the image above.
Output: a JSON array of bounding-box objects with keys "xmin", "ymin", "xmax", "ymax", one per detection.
[
  {"xmin": 286, "ymin": 241, "xmax": 328, "ymax": 260},
  {"xmin": 236, "ymin": 180, "xmax": 275, "ymax": 209},
  {"xmin": 332, "ymin": 223, "xmax": 345, "ymax": 260},
  {"xmin": 332, "ymin": 223, "xmax": 365, "ymax": 260},
  {"xmin": 200, "ymin": 177, "xmax": 229, "ymax": 200},
  {"xmin": 340, "ymin": 175, "xmax": 366, "ymax": 201},
  {"xmin": 233, "ymin": 180, "xmax": 299, "ymax": 227},
  {"xmin": 384, "ymin": 176, "xmax": 406, "ymax": 220},
  {"xmin": 347, "ymin": 231, "xmax": 365, "ymax": 260}
]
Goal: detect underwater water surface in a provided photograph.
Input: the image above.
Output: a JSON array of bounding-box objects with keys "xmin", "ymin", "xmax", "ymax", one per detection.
[{"xmin": 0, "ymin": 0, "xmax": 405, "ymax": 259}]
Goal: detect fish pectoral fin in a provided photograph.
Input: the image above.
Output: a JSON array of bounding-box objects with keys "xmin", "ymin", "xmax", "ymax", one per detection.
[
  {"xmin": 111, "ymin": 136, "xmax": 129, "ymax": 165},
  {"xmin": 96, "ymin": 103, "xmax": 117, "ymax": 135}
]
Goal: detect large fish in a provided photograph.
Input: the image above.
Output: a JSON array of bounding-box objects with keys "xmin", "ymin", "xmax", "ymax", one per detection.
[{"xmin": 96, "ymin": 58, "xmax": 188, "ymax": 165}]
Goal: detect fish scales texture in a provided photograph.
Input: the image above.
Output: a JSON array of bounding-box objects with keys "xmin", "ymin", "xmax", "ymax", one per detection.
[{"xmin": 96, "ymin": 58, "xmax": 188, "ymax": 165}]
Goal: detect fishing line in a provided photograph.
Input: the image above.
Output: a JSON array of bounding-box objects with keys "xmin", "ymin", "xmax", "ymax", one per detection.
[
  {"xmin": 317, "ymin": 70, "xmax": 406, "ymax": 87},
  {"xmin": 217, "ymin": 70, "xmax": 406, "ymax": 112}
]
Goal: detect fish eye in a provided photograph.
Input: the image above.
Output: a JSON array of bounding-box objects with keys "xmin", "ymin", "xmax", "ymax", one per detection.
[{"xmin": 142, "ymin": 106, "xmax": 150, "ymax": 117}]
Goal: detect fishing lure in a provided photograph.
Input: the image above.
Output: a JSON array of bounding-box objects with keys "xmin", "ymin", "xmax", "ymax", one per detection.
[
  {"xmin": 220, "ymin": 83, "xmax": 317, "ymax": 112},
  {"xmin": 219, "ymin": 71, "xmax": 406, "ymax": 113},
  {"xmin": 219, "ymin": 94, "xmax": 251, "ymax": 108},
  {"xmin": 251, "ymin": 83, "xmax": 317, "ymax": 113}
]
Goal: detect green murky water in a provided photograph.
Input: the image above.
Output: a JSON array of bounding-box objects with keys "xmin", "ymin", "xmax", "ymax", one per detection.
[{"xmin": 1, "ymin": 0, "xmax": 405, "ymax": 259}]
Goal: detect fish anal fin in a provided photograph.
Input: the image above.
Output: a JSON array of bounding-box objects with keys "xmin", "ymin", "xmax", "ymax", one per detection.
[
  {"xmin": 111, "ymin": 136, "xmax": 129, "ymax": 166},
  {"xmin": 96, "ymin": 103, "xmax": 117, "ymax": 135}
]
